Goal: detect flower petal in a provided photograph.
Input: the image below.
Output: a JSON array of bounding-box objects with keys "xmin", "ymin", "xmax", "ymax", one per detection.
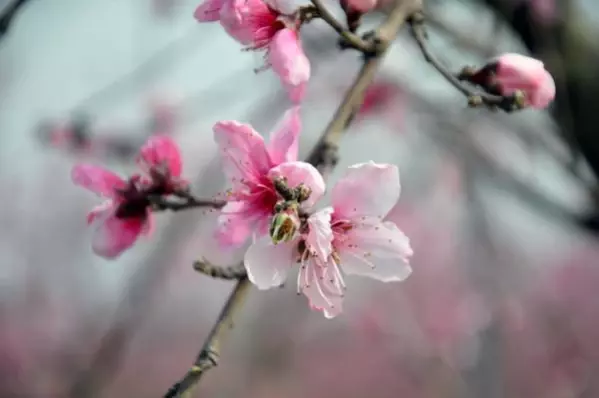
[
  {"xmin": 268, "ymin": 28, "xmax": 311, "ymax": 104},
  {"xmin": 306, "ymin": 208, "xmax": 333, "ymax": 263},
  {"xmin": 72, "ymin": 164, "xmax": 125, "ymax": 198},
  {"xmin": 338, "ymin": 220, "xmax": 413, "ymax": 282},
  {"xmin": 268, "ymin": 161, "xmax": 325, "ymax": 208},
  {"xmin": 244, "ymin": 237, "xmax": 295, "ymax": 289},
  {"xmin": 215, "ymin": 201, "xmax": 258, "ymax": 248},
  {"xmin": 91, "ymin": 212, "xmax": 146, "ymax": 259},
  {"xmin": 298, "ymin": 259, "xmax": 344, "ymax": 319},
  {"xmin": 86, "ymin": 200, "xmax": 115, "ymax": 225},
  {"xmin": 194, "ymin": 0, "xmax": 226, "ymax": 22},
  {"xmin": 137, "ymin": 135, "xmax": 183, "ymax": 177},
  {"xmin": 213, "ymin": 120, "xmax": 272, "ymax": 187},
  {"xmin": 332, "ymin": 161, "xmax": 400, "ymax": 220},
  {"xmin": 267, "ymin": 106, "xmax": 301, "ymax": 164}
]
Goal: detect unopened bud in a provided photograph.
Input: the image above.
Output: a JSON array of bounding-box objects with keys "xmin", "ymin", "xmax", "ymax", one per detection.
[{"xmin": 269, "ymin": 206, "xmax": 300, "ymax": 244}]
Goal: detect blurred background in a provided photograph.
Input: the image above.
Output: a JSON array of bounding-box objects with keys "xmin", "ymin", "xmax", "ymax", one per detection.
[{"xmin": 1, "ymin": 0, "xmax": 599, "ymax": 396}]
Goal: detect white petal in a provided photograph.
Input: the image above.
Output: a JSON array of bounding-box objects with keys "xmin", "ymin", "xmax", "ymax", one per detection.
[
  {"xmin": 338, "ymin": 220, "xmax": 413, "ymax": 282},
  {"xmin": 298, "ymin": 258, "xmax": 344, "ymax": 319},
  {"xmin": 332, "ymin": 162, "xmax": 400, "ymax": 220},
  {"xmin": 244, "ymin": 237, "xmax": 295, "ymax": 289},
  {"xmin": 305, "ymin": 207, "xmax": 333, "ymax": 263}
]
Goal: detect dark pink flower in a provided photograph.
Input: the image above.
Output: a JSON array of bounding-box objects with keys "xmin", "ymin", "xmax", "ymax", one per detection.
[
  {"xmin": 213, "ymin": 108, "xmax": 324, "ymax": 247},
  {"xmin": 194, "ymin": 0, "xmax": 310, "ymax": 103},
  {"xmin": 72, "ymin": 135, "xmax": 184, "ymax": 259}
]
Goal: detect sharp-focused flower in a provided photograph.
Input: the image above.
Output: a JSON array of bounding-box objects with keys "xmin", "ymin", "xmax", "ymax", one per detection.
[
  {"xmin": 244, "ymin": 162, "xmax": 413, "ymax": 318},
  {"xmin": 72, "ymin": 135, "xmax": 184, "ymax": 259},
  {"xmin": 194, "ymin": 0, "xmax": 310, "ymax": 103},
  {"xmin": 214, "ymin": 107, "xmax": 325, "ymax": 247},
  {"xmin": 467, "ymin": 53, "xmax": 555, "ymax": 109}
]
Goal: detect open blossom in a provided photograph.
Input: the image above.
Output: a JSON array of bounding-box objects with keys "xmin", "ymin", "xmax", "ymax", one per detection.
[
  {"xmin": 468, "ymin": 53, "xmax": 555, "ymax": 109},
  {"xmin": 71, "ymin": 136, "xmax": 184, "ymax": 259},
  {"xmin": 214, "ymin": 107, "xmax": 324, "ymax": 247},
  {"xmin": 245, "ymin": 162, "xmax": 413, "ymax": 318},
  {"xmin": 194, "ymin": 0, "xmax": 310, "ymax": 103}
]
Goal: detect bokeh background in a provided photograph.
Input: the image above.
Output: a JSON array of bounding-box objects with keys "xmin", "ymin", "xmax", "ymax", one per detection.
[{"xmin": 1, "ymin": 0, "xmax": 599, "ymax": 397}]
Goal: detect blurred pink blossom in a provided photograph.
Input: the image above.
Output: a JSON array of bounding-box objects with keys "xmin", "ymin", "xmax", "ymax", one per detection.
[
  {"xmin": 469, "ymin": 53, "xmax": 555, "ymax": 109},
  {"xmin": 213, "ymin": 107, "xmax": 324, "ymax": 247},
  {"xmin": 245, "ymin": 162, "xmax": 413, "ymax": 318},
  {"xmin": 194, "ymin": 0, "xmax": 310, "ymax": 103},
  {"xmin": 71, "ymin": 135, "xmax": 184, "ymax": 259}
]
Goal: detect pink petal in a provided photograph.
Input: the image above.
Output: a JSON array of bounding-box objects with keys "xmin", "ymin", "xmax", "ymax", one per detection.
[
  {"xmin": 194, "ymin": 0, "xmax": 226, "ymax": 22},
  {"xmin": 72, "ymin": 164, "xmax": 126, "ymax": 198},
  {"xmin": 137, "ymin": 135, "xmax": 183, "ymax": 177},
  {"xmin": 298, "ymin": 259, "xmax": 344, "ymax": 319},
  {"xmin": 267, "ymin": 106, "xmax": 301, "ymax": 164},
  {"xmin": 86, "ymin": 200, "xmax": 115, "ymax": 225},
  {"xmin": 338, "ymin": 220, "xmax": 412, "ymax": 282},
  {"xmin": 341, "ymin": 0, "xmax": 378, "ymax": 13},
  {"xmin": 215, "ymin": 201, "xmax": 258, "ymax": 248},
  {"xmin": 213, "ymin": 120, "xmax": 272, "ymax": 187},
  {"xmin": 332, "ymin": 162, "xmax": 400, "ymax": 220},
  {"xmin": 268, "ymin": 161, "xmax": 325, "ymax": 208},
  {"xmin": 91, "ymin": 212, "xmax": 146, "ymax": 259},
  {"xmin": 305, "ymin": 208, "xmax": 333, "ymax": 263},
  {"xmin": 268, "ymin": 28, "xmax": 311, "ymax": 104},
  {"xmin": 244, "ymin": 237, "xmax": 295, "ymax": 289}
]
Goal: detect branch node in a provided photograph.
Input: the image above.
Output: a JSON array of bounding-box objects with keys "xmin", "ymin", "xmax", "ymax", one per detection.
[{"xmin": 193, "ymin": 260, "xmax": 247, "ymax": 280}]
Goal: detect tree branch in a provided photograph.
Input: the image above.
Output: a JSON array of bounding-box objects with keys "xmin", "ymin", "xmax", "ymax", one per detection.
[
  {"xmin": 149, "ymin": 194, "xmax": 226, "ymax": 212},
  {"xmin": 162, "ymin": 1, "xmax": 421, "ymax": 396},
  {"xmin": 0, "ymin": 0, "xmax": 31, "ymax": 40},
  {"xmin": 193, "ymin": 260, "xmax": 247, "ymax": 280},
  {"xmin": 408, "ymin": 12, "xmax": 523, "ymax": 113}
]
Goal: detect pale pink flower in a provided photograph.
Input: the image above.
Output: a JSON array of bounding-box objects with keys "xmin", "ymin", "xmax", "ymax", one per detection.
[
  {"xmin": 244, "ymin": 162, "xmax": 413, "ymax": 318},
  {"xmin": 470, "ymin": 53, "xmax": 555, "ymax": 109},
  {"xmin": 194, "ymin": 0, "xmax": 310, "ymax": 103},
  {"xmin": 72, "ymin": 135, "xmax": 184, "ymax": 259},
  {"xmin": 214, "ymin": 107, "xmax": 325, "ymax": 247}
]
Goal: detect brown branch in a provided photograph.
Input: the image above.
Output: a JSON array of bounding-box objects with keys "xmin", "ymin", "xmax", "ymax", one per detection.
[
  {"xmin": 193, "ymin": 260, "xmax": 247, "ymax": 280},
  {"xmin": 408, "ymin": 12, "xmax": 523, "ymax": 113},
  {"xmin": 149, "ymin": 194, "xmax": 226, "ymax": 212},
  {"xmin": 308, "ymin": 0, "xmax": 372, "ymax": 53},
  {"xmin": 162, "ymin": 2, "xmax": 421, "ymax": 396}
]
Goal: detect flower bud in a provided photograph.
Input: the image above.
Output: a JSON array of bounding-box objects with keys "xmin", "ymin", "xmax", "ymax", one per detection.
[
  {"xmin": 467, "ymin": 53, "xmax": 555, "ymax": 109},
  {"xmin": 269, "ymin": 207, "xmax": 300, "ymax": 244}
]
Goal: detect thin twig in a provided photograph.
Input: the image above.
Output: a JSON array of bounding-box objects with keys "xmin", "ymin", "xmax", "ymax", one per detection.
[
  {"xmin": 0, "ymin": 0, "xmax": 31, "ymax": 39},
  {"xmin": 193, "ymin": 260, "xmax": 247, "ymax": 280},
  {"xmin": 309, "ymin": 0, "xmax": 372, "ymax": 53},
  {"xmin": 162, "ymin": 2, "xmax": 421, "ymax": 396},
  {"xmin": 408, "ymin": 12, "xmax": 523, "ymax": 112},
  {"xmin": 149, "ymin": 194, "xmax": 226, "ymax": 212}
]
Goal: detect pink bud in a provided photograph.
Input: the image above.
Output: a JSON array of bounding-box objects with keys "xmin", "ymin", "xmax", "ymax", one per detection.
[
  {"xmin": 493, "ymin": 53, "xmax": 555, "ymax": 109},
  {"xmin": 340, "ymin": 0, "xmax": 377, "ymax": 13}
]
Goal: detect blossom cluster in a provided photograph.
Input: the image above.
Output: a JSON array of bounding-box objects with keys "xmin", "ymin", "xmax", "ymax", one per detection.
[{"xmin": 70, "ymin": 0, "xmax": 557, "ymax": 318}]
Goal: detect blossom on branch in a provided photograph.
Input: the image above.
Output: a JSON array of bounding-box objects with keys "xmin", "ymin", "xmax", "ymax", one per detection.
[
  {"xmin": 244, "ymin": 162, "xmax": 413, "ymax": 318},
  {"xmin": 71, "ymin": 136, "xmax": 185, "ymax": 259},
  {"xmin": 464, "ymin": 53, "xmax": 556, "ymax": 109},
  {"xmin": 194, "ymin": 0, "xmax": 310, "ymax": 103},
  {"xmin": 213, "ymin": 107, "xmax": 325, "ymax": 247}
]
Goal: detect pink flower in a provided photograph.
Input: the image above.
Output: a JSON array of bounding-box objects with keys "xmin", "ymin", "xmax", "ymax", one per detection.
[
  {"xmin": 244, "ymin": 162, "xmax": 413, "ymax": 318},
  {"xmin": 194, "ymin": 0, "xmax": 310, "ymax": 103},
  {"xmin": 72, "ymin": 135, "xmax": 184, "ymax": 259},
  {"xmin": 214, "ymin": 107, "xmax": 324, "ymax": 247},
  {"xmin": 469, "ymin": 53, "xmax": 555, "ymax": 109}
]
